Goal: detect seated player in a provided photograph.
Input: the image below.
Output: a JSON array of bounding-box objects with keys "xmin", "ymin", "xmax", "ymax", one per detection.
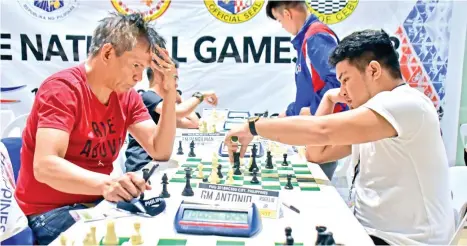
[
  {"xmin": 14, "ymin": 13, "xmax": 178, "ymax": 245},
  {"xmin": 266, "ymin": 1, "xmax": 346, "ymax": 180},
  {"xmin": 225, "ymin": 30, "xmax": 454, "ymax": 245},
  {"xmin": 125, "ymin": 43, "xmax": 218, "ymax": 172}
]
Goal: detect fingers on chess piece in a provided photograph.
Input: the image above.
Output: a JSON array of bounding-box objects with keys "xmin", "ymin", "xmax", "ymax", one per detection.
[
  {"xmin": 160, "ymin": 173, "xmax": 170, "ymax": 198},
  {"xmin": 182, "ymin": 167, "xmax": 194, "ymax": 196}
]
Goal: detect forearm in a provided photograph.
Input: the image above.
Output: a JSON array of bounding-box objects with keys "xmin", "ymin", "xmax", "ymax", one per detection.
[
  {"xmin": 175, "ymin": 97, "xmax": 200, "ymax": 118},
  {"xmin": 34, "ymin": 156, "xmax": 111, "ymax": 195},
  {"xmin": 255, "ymin": 116, "xmax": 328, "ymax": 146},
  {"xmin": 176, "ymin": 112, "xmax": 199, "ymax": 129},
  {"xmin": 306, "ymin": 95, "xmax": 335, "ymax": 156},
  {"xmin": 152, "ymin": 91, "xmax": 177, "ymax": 160},
  {"xmin": 305, "ymin": 145, "xmax": 351, "ymax": 164}
]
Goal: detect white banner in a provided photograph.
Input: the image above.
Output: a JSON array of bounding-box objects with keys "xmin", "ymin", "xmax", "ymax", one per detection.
[{"xmin": 1, "ymin": 0, "xmax": 464, "ymax": 164}]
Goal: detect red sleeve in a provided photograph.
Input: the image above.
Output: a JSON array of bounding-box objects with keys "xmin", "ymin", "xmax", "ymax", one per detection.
[
  {"xmin": 36, "ymin": 79, "xmax": 78, "ymax": 133},
  {"xmin": 127, "ymin": 89, "xmax": 151, "ymax": 126}
]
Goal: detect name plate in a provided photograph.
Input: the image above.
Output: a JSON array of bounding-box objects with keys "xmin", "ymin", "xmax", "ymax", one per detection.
[
  {"xmin": 181, "ymin": 133, "xmax": 225, "ymax": 145},
  {"xmin": 195, "ymin": 183, "xmax": 280, "ymax": 219}
]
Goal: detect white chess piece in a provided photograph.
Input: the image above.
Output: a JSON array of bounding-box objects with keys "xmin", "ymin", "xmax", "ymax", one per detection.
[
  {"xmin": 226, "ymin": 169, "xmax": 234, "ymax": 185},
  {"xmin": 197, "ymin": 163, "xmax": 204, "ymax": 179},
  {"xmin": 103, "ymin": 221, "xmax": 118, "ymax": 245}
]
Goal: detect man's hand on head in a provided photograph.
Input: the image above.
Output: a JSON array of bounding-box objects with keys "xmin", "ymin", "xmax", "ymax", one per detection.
[
  {"xmin": 102, "ymin": 172, "xmax": 151, "ymax": 202},
  {"xmin": 151, "ymin": 45, "xmax": 178, "ymax": 97}
]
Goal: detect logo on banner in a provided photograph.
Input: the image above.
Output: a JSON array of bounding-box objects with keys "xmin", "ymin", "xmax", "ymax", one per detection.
[
  {"xmin": 18, "ymin": 0, "xmax": 79, "ymax": 21},
  {"xmin": 111, "ymin": 0, "xmax": 171, "ymax": 21},
  {"xmin": 0, "ymin": 85, "xmax": 26, "ymax": 104},
  {"xmin": 204, "ymin": 0, "xmax": 265, "ymax": 24},
  {"xmin": 306, "ymin": 0, "xmax": 358, "ymax": 25}
]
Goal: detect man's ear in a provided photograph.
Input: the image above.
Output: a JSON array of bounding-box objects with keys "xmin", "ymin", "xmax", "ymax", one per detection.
[
  {"xmin": 100, "ymin": 43, "xmax": 114, "ymax": 65},
  {"xmin": 368, "ymin": 60, "xmax": 382, "ymax": 80}
]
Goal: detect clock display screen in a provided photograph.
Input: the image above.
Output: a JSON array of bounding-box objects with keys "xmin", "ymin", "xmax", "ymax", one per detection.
[
  {"xmin": 228, "ymin": 112, "xmax": 249, "ymax": 118},
  {"xmin": 183, "ymin": 209, "xmax": 248, "ymax": 224}
]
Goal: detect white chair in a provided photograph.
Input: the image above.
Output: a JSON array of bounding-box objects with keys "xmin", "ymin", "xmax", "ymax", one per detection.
[
  {"xmin": 448, "ymin": 166, "xmax": 467, "ymax": 245},
  {"xmin": 1, "ymin": 114, "xmax": 29, "ymax": 138}
]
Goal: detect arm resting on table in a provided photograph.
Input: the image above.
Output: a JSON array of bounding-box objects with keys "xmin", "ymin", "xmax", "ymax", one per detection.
[{"xmin": 33, "ymin": 128, "xmax": 111, "ymax": 195}]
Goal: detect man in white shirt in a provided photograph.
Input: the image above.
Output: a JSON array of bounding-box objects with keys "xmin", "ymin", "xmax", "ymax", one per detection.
[{"xmin": 224, "ymin": 29, "xmax": 454, "ymax": 245}]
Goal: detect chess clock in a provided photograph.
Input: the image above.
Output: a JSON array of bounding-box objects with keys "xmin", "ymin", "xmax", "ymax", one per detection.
[
  {"xmin": 174, "ymin": 201, "xmax": 262, "ymax": 237},
  {"xmin": 227, "ymin": 111, "xmax": 250, "ymax": 119}
]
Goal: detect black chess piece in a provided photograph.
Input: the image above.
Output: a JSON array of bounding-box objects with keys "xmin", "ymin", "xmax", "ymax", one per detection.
[
  {"xmin": 142, "ymin": 168, "xmax": 151, "ymax": 185},
  {"xmin": 284, "ymin": 227, "xmax": 293, "ymax": 246},
  {"xmin": 315, "ymin": 226, "xmax": 327, "ymax": 245},
  {"xmin": 176, "ymin": 140, "xmax": 184, "ymax": 155},
  {"xmin": 160, "ymin": 173, "xmax": 170, "ymax": 198},
  {"xmin": 234, "ymin": 160, "xmax": 242, "ymax": 175},
  {"xmin": 249, "ymin": 144, "xmax": 259, "ymax": 172},
  {"xmin": 233, "ymin": 152, "xmax": 241, "ymax": 168},
  {"xmin": 188, "ymin": 140, "xmax": 196, "ymax": 157},
  {"xmin": 282, "ymin": 153, "xmax": 288, "ymax": 166},
  {"xmin": 321, "ymin": 232, "xmax": 335, "ymax": 245},
  {"xmin": 202, "ymin": 176, "xmax": 208, "ymax": 182},
  {"xmin": 250, "ymin": 168, "xmax": 259, "ymax": 184},
  {"xmin": 267, "ymin": 150, "xmax": 272, "ymax": 158},
  {"xmin": 285, "ymin": 174, "xmax": 294, "ymax": 190},
  {"xmin": 217, "ymin": 164, "xmax": 223, "ymax": 179},
  {"xmin": 265, "ymin": 154, "xmax": 274, "ymax": 169},
  {"xmin": 182, "ymin": 167, "xmax": 194, "ymax": 196}
]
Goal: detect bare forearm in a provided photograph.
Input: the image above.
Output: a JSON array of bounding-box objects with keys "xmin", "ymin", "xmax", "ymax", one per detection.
[
  {"xmin": 175, "ymin": 97, "xmax": 200, "ymax": 118},
  {"xmin": 34, "ymin": 156, "xmax": 110, "ymax": 195},
  {"xmin": 307, "ymin": 95, "xmax": 335, "ymax": 156},
  {"xmin": 306, "ymin": 145, "xmax": 351, "ymax": 164},
  {"xmin": 255, "ymin": 116, "xmax": 328, "ymax": 146},
  {"xmin": 152, "ymin": 91, "xmax": 177, "ymax": 160},
  {"xmin": 177, "ymin": 113, "xmax": 199, "ymax": 129}
]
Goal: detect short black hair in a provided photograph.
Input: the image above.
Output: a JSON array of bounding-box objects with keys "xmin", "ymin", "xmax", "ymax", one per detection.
[
  {"xmin": 266, "ymin": 1, "xmax": 306, "ymax": 20},
  {"xmin": 329, "ymin": 29, "xmax": 402, "ymax": 79}
]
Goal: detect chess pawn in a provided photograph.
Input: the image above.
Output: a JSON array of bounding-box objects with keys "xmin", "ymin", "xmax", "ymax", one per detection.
[
  {"xmin": 226, "ymin": 169, "xmax": 234, "ymax": 185},
  {"xmin": 103, "ymin": 221, "xmax": 118, "ymax": 245},
  {"xmin": 59, "ymin": 234, "xmax": 67, "ymax": 246},
  {"xmin": 209, "ymin": 170, "xmax": 219, "ymax": 184},
  {"xmin": 90, "ymin": 226, "xmax": 97, "ymax": 245},
  {"xmin": 197, "ymin": 163, "xmax": 204, "ymax": 179},
  {"xmin": 130, "ymin": 222, "xmax": 143, "ymax": 245}
]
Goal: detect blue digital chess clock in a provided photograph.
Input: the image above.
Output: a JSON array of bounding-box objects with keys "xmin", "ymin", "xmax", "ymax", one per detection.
[{"xmin": 174, "ymin": 201, "xmax": 262, "ymax": 237}]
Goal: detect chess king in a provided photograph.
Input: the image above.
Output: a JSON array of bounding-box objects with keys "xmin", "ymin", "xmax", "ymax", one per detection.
[
  {"xmin": 265, "ymin": 1, "xmax": 347, "ymax": 180},
  {"xmin": 14, "ymin": 12, "xmax": 178, "ymax": 245}
]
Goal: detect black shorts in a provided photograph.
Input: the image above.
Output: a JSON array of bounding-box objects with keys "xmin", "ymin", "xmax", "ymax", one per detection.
[{"xmin": 370, "ymin": 235, "xmax": 390, "ymax": 245}]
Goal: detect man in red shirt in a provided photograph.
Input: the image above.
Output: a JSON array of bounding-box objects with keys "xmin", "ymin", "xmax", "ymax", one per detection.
[{"xmin": 14, "ymin": 12, "xmax": 178, "ymax": 245}]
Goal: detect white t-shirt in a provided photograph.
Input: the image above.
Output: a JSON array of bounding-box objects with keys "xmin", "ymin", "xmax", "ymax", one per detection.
[{"xmin": 353, "ymin": 84, "xmax": 454, "ymax": 245}]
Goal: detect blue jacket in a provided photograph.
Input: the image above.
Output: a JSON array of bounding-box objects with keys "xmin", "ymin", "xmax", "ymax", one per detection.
[{"xmin": 286, "ymin": 15, "xmax": 346, "ymax": 116}]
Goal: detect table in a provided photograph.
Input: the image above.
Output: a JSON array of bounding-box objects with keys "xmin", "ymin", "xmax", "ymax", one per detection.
[{"xmin": 50, "ymin": 132, "xmax": 373, "ymax": 246}]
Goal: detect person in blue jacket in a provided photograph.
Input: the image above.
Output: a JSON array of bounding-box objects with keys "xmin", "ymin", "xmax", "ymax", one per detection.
[{"xmin": 266, "ymin": 1, "xmax": 347, "ymax": 180}]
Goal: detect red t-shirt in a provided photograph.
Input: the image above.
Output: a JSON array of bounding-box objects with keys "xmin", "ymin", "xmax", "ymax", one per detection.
[{"xmin": 14, "ymin": 64, "xmax": 151, "ymax": 215}]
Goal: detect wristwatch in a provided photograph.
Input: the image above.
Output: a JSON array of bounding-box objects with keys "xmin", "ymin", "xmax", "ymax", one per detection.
[
  {"xmin": 248, "ymin": 116, "xmax": 260, "ymax": 136},
  {"xmin": 192, "ymin": 92, "xmax": 204, "ymax": 103}
]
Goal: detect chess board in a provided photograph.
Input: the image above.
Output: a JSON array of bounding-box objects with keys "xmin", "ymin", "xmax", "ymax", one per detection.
[
  {"xmin": 97, "ymin": 237, "xmax": 303, "ymax": 246},
  {"xmin": 169, "ymin": 157, "xmax": 320, "ymax": 192}
]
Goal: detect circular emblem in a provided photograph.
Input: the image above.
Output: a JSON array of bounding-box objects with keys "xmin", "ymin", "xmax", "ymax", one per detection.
[
  {"xmin": 18, "ymin": 0, "xmax": 79, "ymax": 21},
  {"xmin": 204, "ymin": 0, "xmax": 265, "ymax": 24},
  {"xmin": 306, "ymin": 0, "xmax": 359, "ymax": 25},
  {"xmin": 111, "ymin": 0, "xmax": 171, "ymax": 21}
]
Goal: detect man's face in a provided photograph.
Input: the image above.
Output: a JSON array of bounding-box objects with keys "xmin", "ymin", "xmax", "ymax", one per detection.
[
  {"xmin": 272, "ymin": 8, "xmax": 297, "ymax": 35},
  {"xmin": 335, "ymin": 60, "xmax": 372, "ymax": 108},
  {"xmin": 107, "ymin": 39, "xmax": 152, "ymax": 93}
]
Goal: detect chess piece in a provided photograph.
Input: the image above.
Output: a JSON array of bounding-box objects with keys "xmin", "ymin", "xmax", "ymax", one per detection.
[
  {"xmin": 212, "ymin": 152, "xmax": 219, "ymax": 167},
  {"xmin": 182, "ymin": 168, "xmax": 194, "ymax": 196},
  {"xmin": 227, "ymin": 169, "xmax": 234, "ymax": 185},
  {"xmin": 282, "ymin": 153, "xmax": 288, "ymax": 166},
  {"xmin": 217, "ymin": 164, "xmax": 223, "ymax": 179},
  {"xmin": 59, "ymin": 234, "xmax": 67, "ymax": 246},
  {"xmin": 284, "ymin": 227, "xmax": 294, "ymax": 246},
  {"xmin": 90, "ymin": 226, "xmax": 97, "ymax": 245},
  {"xmin": 234, "ymin": 160, "xmax": 242, "ymax": 175},
  {"xmin": 197, "ymin": 163, "xmax": 204, "ymax": 179},
  {"xmin": 202, "ymin": 175, "xmax": 208, "ymax": 182},
  {"xmin": 160, "ymin": 173, "xmax": 170, "ymax": 198},
  {"xmin": 265, "ymin": 154, "xmax": 274, "ymax": 169},
  {"xmin": 177, "ymin": 140, "xmax": 184, "ymax": 155},
  {"xmin": 249, "ymin": 144, "xmax": 259, "ymax": 172},
  {"xmin": 321, "ymin": 232, "xmax": 336, "ymax": 245},
  {"xmin": 188, "ymin": 141, "xmax": 196, "ymax": 157},
  {"xmin": 142, "ymin": 168, "xmax": 151, "ymax": 185},
  {"xmin": 103, "ymin": 221, "xmax": 118, "ymax": 245},
  {"xmin": 285, "ymin": 174, "xmax": 294, "ymax": 190},
  {"xmin": 315, "ymin": 226, "xmax": 327, "ymax": 245},
  {"xmin": 130, "ymin": 222, "xmax": 143, "ymax": 245},
  {"xmin": 209, "ymin": 170, "xmax": 219, "ymax": 184},
  {"xmin": 233, "ymin": 152, "xmax": 240, "ymax": 168},
  {"xmin": 83, "ymin": 232, "xmax": 92, "ymax": 246},
  {"xmin": 250, "ymin": 168, "xmax": 259, "ymax": 184}
]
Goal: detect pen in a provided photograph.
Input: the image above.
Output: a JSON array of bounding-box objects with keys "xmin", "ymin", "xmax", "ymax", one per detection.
[{"xmin": 282, "ymin": 202, "xmax": 300, "ymax": 214}]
